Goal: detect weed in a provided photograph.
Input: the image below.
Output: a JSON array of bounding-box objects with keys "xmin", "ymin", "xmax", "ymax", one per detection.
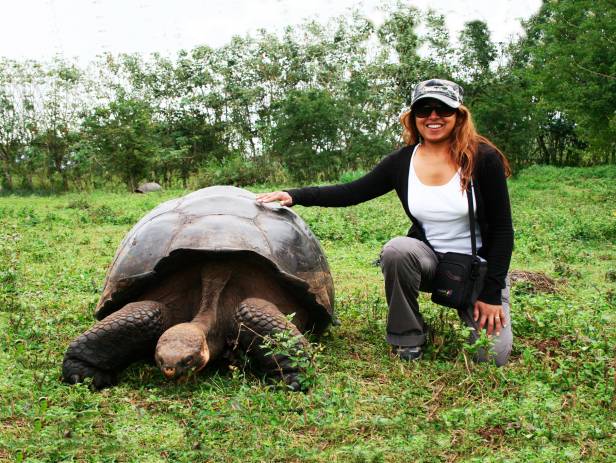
[
  {"xmin": 0, "ymin": 227, "xmax": 21, "ymax": 313},
  {"xmin": 554, "ymin": 260, "xmax": 581, "ymax": 279},
  {"xmin": 66, "ymin": 198, "xmax": 91, "ymax": 210},
  {"xmin": 260, "ymin": 317, "xmax": 323, "ymax": 391},
  {"xmin": 338, "ymin": 170, "xmax": 366, "ymax": 183}
]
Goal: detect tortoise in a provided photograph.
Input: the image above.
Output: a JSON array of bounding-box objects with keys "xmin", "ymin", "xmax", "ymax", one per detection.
[
  {"xmin": 134, "ymin": 182, "xmax": 162, "ymax": 193},
  {"xmin": 62, "ymin": 186, "xmax": 334, "ymax": 391}
]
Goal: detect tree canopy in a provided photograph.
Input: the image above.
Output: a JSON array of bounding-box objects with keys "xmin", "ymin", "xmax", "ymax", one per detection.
[{"xmin": 0, "ymin": 0, "xmax": 613, "ymax": 191}]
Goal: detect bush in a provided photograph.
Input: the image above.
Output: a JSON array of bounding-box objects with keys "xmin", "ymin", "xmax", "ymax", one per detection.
[
  {"xmin": 193, "ymin": 155, "xmax": 290, "ymax": 188},
  {"xmin": 337, "ymin": 170, "xmax": 366, "ymax": 183}
]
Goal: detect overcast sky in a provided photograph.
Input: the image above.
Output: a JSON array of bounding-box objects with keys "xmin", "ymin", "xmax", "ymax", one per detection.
[{"xmin": 1, "ymin": 0, "xmax": 542, "ymax": 62}]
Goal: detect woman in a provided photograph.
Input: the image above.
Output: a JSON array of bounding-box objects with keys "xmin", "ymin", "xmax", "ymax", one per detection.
[{"xmin": 257, "ymin": 78, "xmax": 513, "ymax": 366}]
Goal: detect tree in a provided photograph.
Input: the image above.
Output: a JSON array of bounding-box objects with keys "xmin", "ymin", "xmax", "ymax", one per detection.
[
  {"xmin": 453, "ymin": 21, "xmax": 535, "ymax": 167},
  {"xmin": 0, "ymin": 60, "xmax": 38, "ymax": 190},
  {"xmin": 270, "ymin": 88, "xmax": 345, "ymax": 180},
  {"xmin": 34, "ymin": 58, "xmax": 89, "ymax": 190},
  {"xmin": 519, "ymin": 0, "xmax": 616, "ymax": 162},
  {"xmin": 458, "ymin": 20, "xmax": 497, "ymax": 83},
  {"xmin": 419, "ymin": 11, "xmax": 456, "ymax": 81},
  {"xmin": 81, "ymin": 97, "xmax": 159, "ymax": 190},
  {"xmin": 377, "ymin": 3, "xmax": 422, "ymax": 106}
]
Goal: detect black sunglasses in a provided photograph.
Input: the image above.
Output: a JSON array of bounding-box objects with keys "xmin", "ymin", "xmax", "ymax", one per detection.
[{"xmin": 413, "ymin": 102, "xmax": 457, "ymax": 118}]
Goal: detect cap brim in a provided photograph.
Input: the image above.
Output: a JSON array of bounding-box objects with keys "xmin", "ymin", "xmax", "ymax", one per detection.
[{"xmin": 412, "ymin": 94, "xmax": 461, "ymax": 109}]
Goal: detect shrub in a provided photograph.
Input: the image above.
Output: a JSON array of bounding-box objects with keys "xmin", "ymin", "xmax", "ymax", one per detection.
[{"xmin": 194, "ymin": 155, "xmax": 290, "ymax": 188}]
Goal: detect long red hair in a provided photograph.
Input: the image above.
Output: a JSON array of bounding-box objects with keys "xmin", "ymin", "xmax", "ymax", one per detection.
[{"xmin": 400, "ymin": 105, "xmax": 511, "ymax": 189}]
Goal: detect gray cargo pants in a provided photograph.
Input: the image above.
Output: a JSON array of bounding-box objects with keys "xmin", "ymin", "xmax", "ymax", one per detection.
[{"xmin": 380, "ymin": 236, "xmax": 512, "ymax": 366}]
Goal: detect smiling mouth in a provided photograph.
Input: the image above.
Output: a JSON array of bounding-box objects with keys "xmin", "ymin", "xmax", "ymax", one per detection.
[{"xmin": 426, "ymin": 124, "xmax": 443, "ymax": 129}]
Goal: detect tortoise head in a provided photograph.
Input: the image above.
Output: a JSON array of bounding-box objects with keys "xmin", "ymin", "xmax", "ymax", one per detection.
[{"xmin": 155, "ymin": 323, "xmax": 210, "ymax": 381}]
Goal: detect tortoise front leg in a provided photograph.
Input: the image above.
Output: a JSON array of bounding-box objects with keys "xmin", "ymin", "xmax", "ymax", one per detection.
[
  {"xmin": 62, "ymin": 301, "xmax": 171, "ymax": 389},
  {"xmin": 234, "ymin": 298, "xmax": 311, "ymax": 391}
]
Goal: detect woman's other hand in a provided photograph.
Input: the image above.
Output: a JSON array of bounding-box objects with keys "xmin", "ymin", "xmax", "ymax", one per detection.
[
  {"xmin": 473, "ymin": 300, "xmax": 506, "ymax": 336},
  {"xmin": 255, "ymin": 191, "xmax": 294, "ymax": 207}
]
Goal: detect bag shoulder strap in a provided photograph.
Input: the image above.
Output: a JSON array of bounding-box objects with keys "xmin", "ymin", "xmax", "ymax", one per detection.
[{"xmin": 467, "ymin": 180, "xmax": 477, "ymax": 257}]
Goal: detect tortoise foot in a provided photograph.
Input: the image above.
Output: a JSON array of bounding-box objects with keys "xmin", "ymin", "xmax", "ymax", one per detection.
[
  {"xmin": 235, "ymin": 298, "xmax": 312, "ymax": 391},
  {"xmin": 61, "ymin": 301, "xmax": 170, "ymax": 390},
  {"xmin": 62, "ymin": 358, "xmax": 117, "ymax": 390}
]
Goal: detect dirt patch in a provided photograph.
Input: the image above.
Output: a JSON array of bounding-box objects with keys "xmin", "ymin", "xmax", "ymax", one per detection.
[
  {"xmin": 477, "ymin": 425, "xmax": 506, "ymax": 445},
  {"xmin": 0, "ymin": 448, "xmax": 13, "ymax": 461},
  {"xmin": 0, "ymin": 417, "xmax": 28, "ymax": 430},
  {"xmin": 509, "ymin": 270, "xmax": 557, "ymax": 293},
  {"xmin": 531, "ymin": 338, "xmax": 562, "ymax": 354}
]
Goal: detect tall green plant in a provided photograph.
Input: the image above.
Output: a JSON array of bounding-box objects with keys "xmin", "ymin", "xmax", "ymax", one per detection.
[
  {"xmin": 519, "ymin": 0, "xmax": 616, "ymax": 163},
  {"xmin": 0, "ymin": 60, "xmax": 38, "ymax": 190},
  {"xmin": 81, "ymin": 97, "xmax": 159, "ymax": 190}
]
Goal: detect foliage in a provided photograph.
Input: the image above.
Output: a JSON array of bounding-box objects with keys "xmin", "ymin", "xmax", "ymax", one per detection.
[
  {"xmin": 0, "ymin": 226, "xmax": 20, "ymax": 313},
  {"xmin": 194, "ymin": 153, "xmax": 290, "ymax": 188},
  {"xmin": 519, "ymin": 0, "xmax": 616, "ymax": 161},
  {"xmin": 80, "ymin": 96, "xmax": 159, "ymax": 191},
  {"xmin": 0, "ymin": 60, "xmax": 38, "ymax": 190},
  {"xmin": 0, "ymin": 2, "xmax": 615, "ymax": 192},
  {"xmin": 0, "ymin": 166, "xmax": 614, "ymax": 461},
  {"xmin": 260, "ymin": 314, "xmax": 322, "ymax": 392},
  {"xmin": 471, "ymin": 0, "xmax": 616, "ymax": 168},
  {"xmin": 270, "ymin": 88, "xmax": 345, "ymax": 180},
  {"xmin": 458, "ymin": 20, "xmax": 497, "ymax": 82}
]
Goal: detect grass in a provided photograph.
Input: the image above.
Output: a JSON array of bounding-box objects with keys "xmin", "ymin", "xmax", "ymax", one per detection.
[{"xmin": 0, "ymin": 165, "xmax": 615, "ymax": 462}]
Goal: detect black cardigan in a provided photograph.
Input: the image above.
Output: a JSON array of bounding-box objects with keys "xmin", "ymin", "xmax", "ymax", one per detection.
[{"xmin": 286, "ymin": 143, "xmax": 514, "ymax": 305}]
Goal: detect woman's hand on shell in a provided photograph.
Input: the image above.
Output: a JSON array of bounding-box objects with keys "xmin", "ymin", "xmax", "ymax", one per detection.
[
  {"xmin": 473, "ymin": 300, "xmax": 506, "ymax": 336},
  {"xmin": 255, "ymin": 191, "xmax": 293, "ymax": 207}
]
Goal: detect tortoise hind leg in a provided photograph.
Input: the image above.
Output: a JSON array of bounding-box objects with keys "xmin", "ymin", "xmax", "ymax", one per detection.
[
  {"xmin": 62, "ymin": 301, "xmax": 171, "ymax": 389},
  {"xmin": 234, "ymin": 298, "xmax": 311, "ymax": 391}
]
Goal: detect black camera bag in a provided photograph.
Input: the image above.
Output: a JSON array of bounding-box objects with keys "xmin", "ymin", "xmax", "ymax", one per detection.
[{"xmin": 430, "ymin": 181, "xmax": 487, "ymax": 310}]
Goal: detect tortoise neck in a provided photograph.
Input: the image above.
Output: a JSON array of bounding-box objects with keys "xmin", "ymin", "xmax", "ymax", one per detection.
[
  {"xmin": 198, "ymin": 263, "xmax": 233, "ymax": 314},
  {"xmin": 194, "ymin": 263, "xmax": 235, "ymax": 358}
]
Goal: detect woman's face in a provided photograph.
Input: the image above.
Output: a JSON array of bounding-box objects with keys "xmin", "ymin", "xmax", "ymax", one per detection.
[{"xmin": 413, "ymin": 98, "xmax": 457, "ymax": 144}]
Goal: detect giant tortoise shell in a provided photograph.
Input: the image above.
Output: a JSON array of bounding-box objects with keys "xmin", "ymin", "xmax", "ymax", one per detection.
[{"xmin": 95, "ymin": 186, "xmax": 334, "ymax": 333}]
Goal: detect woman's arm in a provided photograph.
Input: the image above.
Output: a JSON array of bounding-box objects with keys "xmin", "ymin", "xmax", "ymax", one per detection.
[
  {"xmin": 476, "ymin": 148, "xmax": 514, "ymax": 305},
  {"xmin": 277, "ymin": 149, "xmax": 403, "ymax": 207}
]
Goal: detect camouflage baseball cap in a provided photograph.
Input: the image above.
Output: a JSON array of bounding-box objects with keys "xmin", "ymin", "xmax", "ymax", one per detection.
[{"xmin": 411, "ymin": 79, "xmax": 464, "ymax": 108}]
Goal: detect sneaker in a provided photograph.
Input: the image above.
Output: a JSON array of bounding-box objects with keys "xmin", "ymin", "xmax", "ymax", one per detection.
[{"xmin": 392, "ymin": 345, "xmax": 423, "ymax": 361}]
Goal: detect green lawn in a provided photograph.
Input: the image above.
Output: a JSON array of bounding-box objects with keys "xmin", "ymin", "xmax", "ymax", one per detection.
[{"xmin": 1, "ymin": 165, "xmax": 615, "ymax": 462}]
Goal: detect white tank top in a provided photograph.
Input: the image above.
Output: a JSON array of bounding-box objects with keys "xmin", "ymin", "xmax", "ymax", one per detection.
[{"xmin": 407, "ymin": 144, "xmax": 482, "ymax": 254}]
